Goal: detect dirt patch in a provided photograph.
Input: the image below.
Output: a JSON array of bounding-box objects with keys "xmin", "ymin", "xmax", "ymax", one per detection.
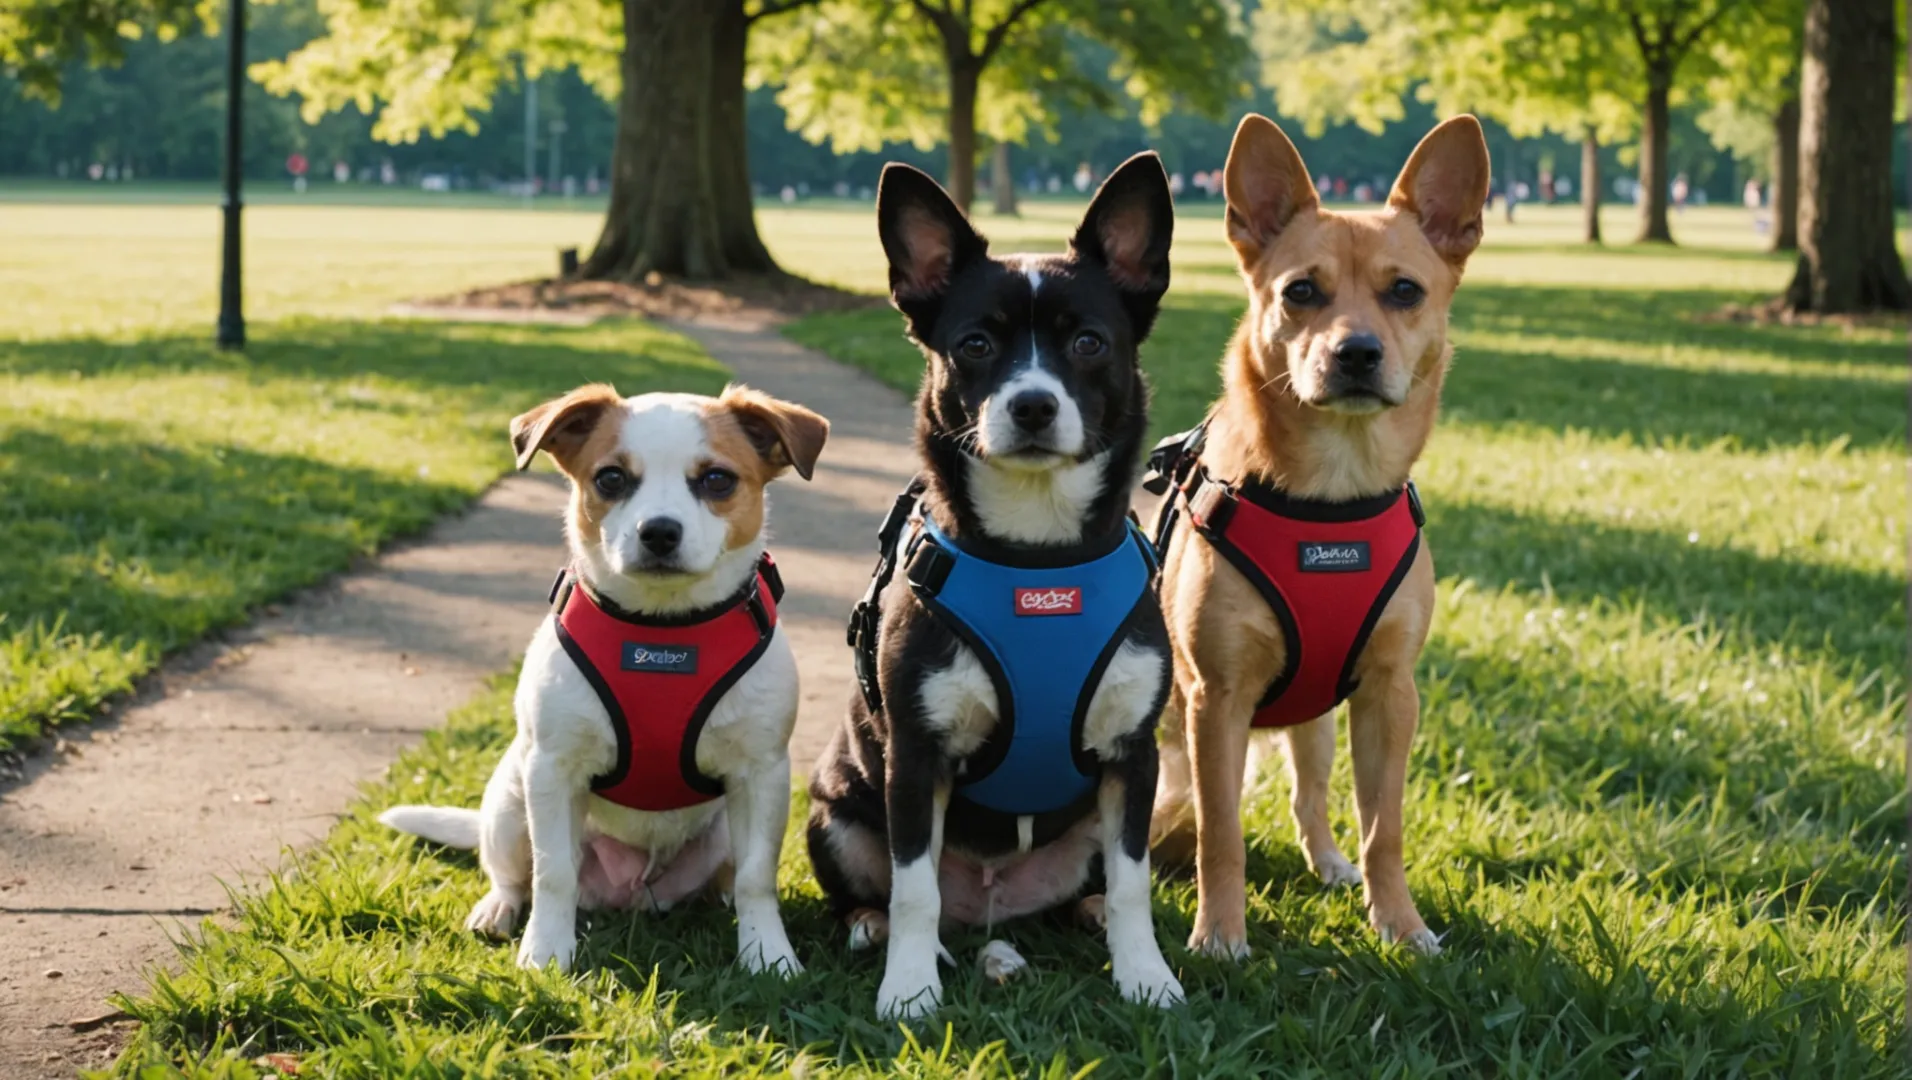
[
  {"xmin": 408, "ymin": 273, "xmax": 881, "ymax": 325},
  {"xmin": 1700, "ymin": 298, "xmax": 1910, "ymax": 330}
]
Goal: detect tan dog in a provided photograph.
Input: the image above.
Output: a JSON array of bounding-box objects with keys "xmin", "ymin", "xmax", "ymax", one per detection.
[{"xmin": 1148, "ymin": 114, "xmax": 1489, "ymax": 959}]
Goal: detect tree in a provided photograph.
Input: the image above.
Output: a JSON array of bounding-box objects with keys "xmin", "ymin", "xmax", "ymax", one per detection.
[
  {"xmin": 0, "ymin": 0, "xmax": 205, "ymax": 102},
  {"xmin": 763, "ymin": 0, "xmax": 1247, "ymax": 211},
  {"xmin": 1696, "ymin": 0, "xmax": 1803, "ymax": 250},
  {"xmin": 1257, "ymin": 0, "xmax": 1772, "ymax": 246},
  {"xmin": 1781, "ymin": 0, "xmax": 1911, "ymax": 313},
  {"xmin": 1254, "ymin": 0, "xmax": 1634, "ymax": 244},
  {"xmin": 255, "ymin": 0, "xmax": 819, "ymax": 282}
]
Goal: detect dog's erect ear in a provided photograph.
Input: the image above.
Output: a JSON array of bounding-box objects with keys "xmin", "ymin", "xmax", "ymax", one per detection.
[
  {"xmin": 1223, "ymin": 113, "xmax": 1320, "ymax": 266},
  {"xmin": 1072, "ymin": 151, "xmax": 1174, "ymax": 302},
  {"xmin": 509, "ymin": 384, "xmax": 622, "ymax": 471},
  {"xmin": 877, "ymin": 162, "xmax": 987, "ymax": 306},
  {"xmin": 717, "ymin": 384, "xmax": 830, "ymax": 481},
  {"xmin": 1388, "ymin": 115, "xmax": 1491, "ymax": 267}
]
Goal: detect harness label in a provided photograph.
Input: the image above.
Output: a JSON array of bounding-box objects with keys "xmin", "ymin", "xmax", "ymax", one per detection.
[
  {"xmin": 1014, "ymin": 586, "xmax": 1083, "ymax": 616},
  {"xmin": 1297, "ymin": 541, "xmax": 1371, "ymax": 573},
  {"xmin": 620, "ymin": 642, "xmax": 699, "ymax": 674}
]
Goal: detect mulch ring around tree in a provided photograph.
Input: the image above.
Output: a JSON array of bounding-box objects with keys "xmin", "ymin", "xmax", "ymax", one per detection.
[{"xmin": 396, "ymin": 272, "xmax": 881, "ymax": 325}]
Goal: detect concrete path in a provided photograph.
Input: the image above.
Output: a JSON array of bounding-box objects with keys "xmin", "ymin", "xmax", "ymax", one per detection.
[{"xmin": 0, "ymin": 315, "xmax": 916, "ymax": 1077}]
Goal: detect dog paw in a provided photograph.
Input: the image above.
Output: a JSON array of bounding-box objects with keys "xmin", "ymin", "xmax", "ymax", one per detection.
[
  {"xmin": 1074, "ymin": 895, "xmax": 1108, "ymax": 932},
  {"xmin": 1114, "ymin": 955, "xmax": 1185, "ymax": 1008},
  {"xmin": 1312, "ymin": 853, "xmax": 1363, "ymax": 890},
  {"xmin": 465, "ymin": 890, "xmax": 522, "ymax": 939},
  {"xmin": 876, "ymin": 967, "xmax": 942, "ymax": 1020},
  {"xmin": 977, "ymin": 940, "xmax": 1029, "ymax": 984},
  {"xmin": 847, "ymin": 908, "xmax": 889, "ymax": 951},
  {"xmin": 1379, "ymin": 924, "xmax": 1443, "ymax": 956},
  {"xmin": 515, "ymin": 930, "xmax": 575, "ymax": 973},
  {"xmin": 1186, "ymin": 925, "xmax": 1251, "ymax": 961}
]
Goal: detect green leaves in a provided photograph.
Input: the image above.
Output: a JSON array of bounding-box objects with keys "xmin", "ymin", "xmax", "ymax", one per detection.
[{"xmin": 0, "ymin": 0, "xmax": 213, "ymax": 102}]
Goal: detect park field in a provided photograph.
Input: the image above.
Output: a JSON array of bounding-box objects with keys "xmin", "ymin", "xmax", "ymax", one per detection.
[{"xmin": 0, "ymin": 192, "xmax": 1904, "ymax": 1075}]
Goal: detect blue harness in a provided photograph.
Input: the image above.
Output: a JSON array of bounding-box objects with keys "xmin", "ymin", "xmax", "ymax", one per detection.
[{"xmin": 847, "ymin": 482, "xmax": 1161, "ymax": 817}]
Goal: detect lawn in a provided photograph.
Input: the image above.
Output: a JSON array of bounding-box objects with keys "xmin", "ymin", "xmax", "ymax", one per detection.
[
  {"xmin": 86, "ymin": 193, "xmax": 1911, "ymax": 1076},
  {"xmin": 0, "ymin": 201, "xmax": 726, "ymax": 748}
]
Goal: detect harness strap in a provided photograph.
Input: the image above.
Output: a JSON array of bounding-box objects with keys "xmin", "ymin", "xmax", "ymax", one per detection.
[{"xmin": 848, "ymin": 478, "xmax": 927, "ymax": 713}]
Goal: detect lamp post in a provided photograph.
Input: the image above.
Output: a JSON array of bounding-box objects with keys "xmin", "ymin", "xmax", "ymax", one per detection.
[{"xmin": 216, "ymin": 0, "xmax": 245, "ymax": 350}]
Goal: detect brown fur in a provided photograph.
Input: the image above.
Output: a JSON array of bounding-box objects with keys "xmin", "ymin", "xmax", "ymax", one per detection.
[{"xmin": 1150, "ymin": 114, "xmax": 1489, "ymax": 959}]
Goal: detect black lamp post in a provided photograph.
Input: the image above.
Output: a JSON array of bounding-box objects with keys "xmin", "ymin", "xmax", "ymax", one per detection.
[{"xmin": 216, "ymin": 0, "xmax": 246, "ymax": 350}]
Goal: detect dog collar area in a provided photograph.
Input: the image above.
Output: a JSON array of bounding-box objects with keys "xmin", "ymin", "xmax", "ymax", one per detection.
[{"xmin": 549, "ymin": 554, "xmax": 784, "ymax": 813}]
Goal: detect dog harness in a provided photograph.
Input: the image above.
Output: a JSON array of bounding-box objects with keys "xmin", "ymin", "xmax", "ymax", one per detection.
[
  {"xmin": 549, "ymin": 555, "xmax": 783, "ymax": 812},
  {"xmin": 1146, "ymin": 424, "xmax": 1424, "ymax": 728},
  {"xmin": 848, "ymin": 482, "xmax": 1162, "ymax": 817}
]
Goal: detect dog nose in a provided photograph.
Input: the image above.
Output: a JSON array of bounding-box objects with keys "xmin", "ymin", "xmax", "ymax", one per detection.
[
  {"xmin": 1334, "ymin": 334, "xmax": 1384, "ymax": 376},
  {"xmin": 638, "ymin": 518, "xmax": 682, "ymax": 557},
  {"xmin": 1007, "ymin": 390, "xmax": 1059, "ymax": 433}
]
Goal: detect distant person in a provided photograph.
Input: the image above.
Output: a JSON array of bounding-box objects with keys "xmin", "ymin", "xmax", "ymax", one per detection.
[
  {"xmin": 1168, "ymin": 172, "xmax": 1185, "ymax": 199},
  {"xmin": 1332, "ymin": 176, "xmax": 1347, "ymax": 199},
  {"xmin": 1743, "ymin": 179, "xmax": 1762, "ymax": 210},
  {"xmin": 1672, "ymin": 173, "xmax": 1689, "ymax": 213},
  {"xmin": 1072, "ymin": 163, "xmax": 1093, "ymax": 193}
]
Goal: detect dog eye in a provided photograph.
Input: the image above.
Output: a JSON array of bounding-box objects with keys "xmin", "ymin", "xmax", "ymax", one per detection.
[
  {"xmin": 695, "ymin": 468, "xmax": 738, "ymax": 499},
  {"xmin": 955, "ymin": 334, "xmax": 993, "ymax": 361},
  {"xmin": 1071, "ymin": 332, "xmax": 1106, "ymax": 358},
  {"xmin": 1282, "ymin": 279, "xmax": 1321, "ymax": 306},
  {"xmin": 593, "ymin": 466, "xmax": 633, "ymax": 499},
  {"xmin": 1386, "ymin": 278, "xmax": 1425, "ymax": 307}
]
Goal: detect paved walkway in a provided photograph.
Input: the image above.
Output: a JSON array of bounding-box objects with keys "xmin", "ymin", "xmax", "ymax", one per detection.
[{"xmin": 0, "ymin": 315, "xmax": 916, "ymax": 1077}]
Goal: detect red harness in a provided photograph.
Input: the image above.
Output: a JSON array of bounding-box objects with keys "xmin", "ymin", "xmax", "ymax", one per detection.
[
  {"xmin": 549, "ymin": 556, "xmax": 782, "ymax": 812},
  {"xmin": 1151, "ymin": 431, "xmax": 1423, "ymax": 728}
]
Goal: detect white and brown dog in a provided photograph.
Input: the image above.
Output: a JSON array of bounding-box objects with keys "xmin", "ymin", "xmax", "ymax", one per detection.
[{"xmin": 382, "ymin": 383, "xmax": 828, "ymax": 976}]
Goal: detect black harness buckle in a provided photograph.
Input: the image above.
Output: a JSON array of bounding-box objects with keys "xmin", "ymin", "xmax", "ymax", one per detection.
[
  {"xmin": 847, "ymin": 477, "xmax": 929, "ymax": 714},
  {"xmin": 1406, "ymin": 480, "xmax": 1426, "ymax": 529},
  {"xmin": 1142, "ymin": 422, "xmax": 1207, "ymax": 496}
]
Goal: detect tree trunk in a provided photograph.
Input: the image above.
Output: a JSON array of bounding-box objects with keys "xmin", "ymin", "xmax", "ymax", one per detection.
[
  {"xmin": 1783, "ymin": 0, "xmax": 1912, "ymax": 312},
  {"xmin": 1636, "ymin": 70, "xmax": 1674, "ymax": 243},
  {"xmin": 991, "ymin": 141, "xmax": 1018, "ymax": 216},
  {"xmin": 1581, "ymin": 127, "xmax": 1602, "ymax": 244},
  {"xmin": 1770, "ymin": 96, "xmax": 1799, "ymax": 252},
  {"xmin": 583, "ymin": 0, "xmax": 776, "ymax": 281},
  {"xmin": 946, "ymin": 58, "xmax": 980, "ymax": 211},
  {"xmin": 709, "ymin": 0, "xmax": 777, "ymax": 272}
]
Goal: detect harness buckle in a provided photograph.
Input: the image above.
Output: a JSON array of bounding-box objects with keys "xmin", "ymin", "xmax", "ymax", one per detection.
[
  {"xmin": 1188, "ymin": 473, "xmax": 1236, "ymax": 533},
  {"xmin": 1142, "ymin": 423, "xmax": 1205, "ymax": 495},
  {"xmin": 1406, "ymin": 480, "xmax": 1426, "ymax": 529},
  {"xmin": 904, "ymin": 539, "xmax": 955, "ymax": 596}
]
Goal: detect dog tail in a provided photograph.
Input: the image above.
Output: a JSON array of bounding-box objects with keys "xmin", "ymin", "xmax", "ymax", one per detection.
[{"xmin": 379, "ymin": 805, "xmax": 482, "ymax": 849}]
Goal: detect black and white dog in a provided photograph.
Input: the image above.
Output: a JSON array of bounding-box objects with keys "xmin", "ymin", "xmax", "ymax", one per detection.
[{"xmin": 807, "ymin": 156, "xmax": 1184, "ymax": 1019}]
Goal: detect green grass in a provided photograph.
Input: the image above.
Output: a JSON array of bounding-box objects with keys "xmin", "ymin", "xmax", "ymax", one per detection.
[
  {"xmin": 0, "ymin": 203, "xmax": 727, "ymax": 748},
  {"xmin": 13, "ymin": 196, "xmax": 1902, "ymax": 1075}
]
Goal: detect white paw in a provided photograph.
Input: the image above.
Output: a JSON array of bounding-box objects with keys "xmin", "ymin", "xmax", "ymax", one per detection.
[
  {"xmin": 977, "ymin": 940, "xmax": 1029, "ymax": 984},
  {"xmin": 1187, "ymin": 927, "xmax": 1251, "ymax": 961},
  {"xmin": 738, "ymin": 930, "xmax": 804, "ymax": 978},
  {"xmin": 848, "ymin": 911, "xmax": 889, "ymax": 951},
  {"xmin": 465, "ymin": 890, "xmax": 521, "ymax": 938},
  {"xmin": 1313, "ymin": 853, "xmax": 1363, "ymax": 889},
  {"xmin": 876, "ymin": 958, "xmax": 943, "ymax": 1020},
  {"xmin": 1115, "ymin": 955, "xmax": 1185, "ymax": 1008},
  {"xmin": 1380, "ymin": 925, "xmax": 1443, "ymax": 955},
  {"xmin": 516, "ymin": 927, "xmax": 575, "ymax": 973}
]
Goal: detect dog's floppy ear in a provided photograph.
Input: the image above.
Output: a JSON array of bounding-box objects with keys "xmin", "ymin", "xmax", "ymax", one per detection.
[
  {"xmin": 1223, "ymin": 113, "xmax": 1320, "ymax": 266},
  {"xmin": 509, "ymin": 384, "xmax": 622, "ymax": 471},
  {"xmin": 1072, "ymin": 151, "xmax": 1174, "ymax": 333},
  {"xmin": 716, "ymin": 384, "xmax": 830, "ymax": 481},
  {"xmin": 1388, "ymin": 115, "xmax": 1491, "ymax": 267},
  {"xmin": 877, "ymin": 163, "xmax": 987, "ymax": 309}
]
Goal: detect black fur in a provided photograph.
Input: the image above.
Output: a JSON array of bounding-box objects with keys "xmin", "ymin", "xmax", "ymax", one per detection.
[{"xmin": 807, "ymin": 155, "xmax": 1175, "ymax": 923}]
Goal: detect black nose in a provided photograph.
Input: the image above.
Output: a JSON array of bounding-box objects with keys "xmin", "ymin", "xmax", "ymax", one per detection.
[
  {"xmin": 1334, "ymin": 334, "xmax": 1384, "ymax": 376},
  {"xmin": 1007, "ymin": 390, "xmax": 1059, "ymax": 433},
  {"xmin": 638, "ymin": 518, "xmax": 682, "ymax": 557}
]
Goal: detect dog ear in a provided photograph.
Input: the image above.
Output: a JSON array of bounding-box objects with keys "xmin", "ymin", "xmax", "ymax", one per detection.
[
  {"xmin": 1072, "ymin": 151, "xmax": 1174, "ymax": 303},
  {"xmin": 509, "ymin": 384, "xmax": 622, "ymax": 472},
  {"xmin": 877, "ymin": 163, "xmax": 988, "ymax": 307},
  {"xmin": 1388, "ymin": 115, "xmax": 1491, "ymax": 267},
  {"xmin": 1223, "ymin": 113, "xmax": 1319, "ymax": 266},
  {"xmin": 717, "ymin": 384, "xmax": 830, "ymax": 481}
]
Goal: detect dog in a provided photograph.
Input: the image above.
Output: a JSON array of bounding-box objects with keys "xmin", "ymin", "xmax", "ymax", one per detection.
[
  {"xmin": 381, "ymin": 383, "xmax": 828, "ymax": 976},
  {"xmin": 1146, "ymin": 114, "xmax": 1490, "ymax": 959},
  {"xmin": 806, "ymin": 155, "xmax": 1184, "ymax": 1019}
]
